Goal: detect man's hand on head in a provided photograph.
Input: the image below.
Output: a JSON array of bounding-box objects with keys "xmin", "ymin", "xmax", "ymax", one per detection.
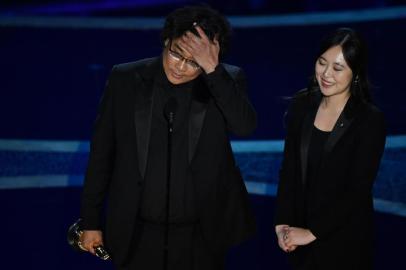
[{"xmin": 178, "ymin": 24, "xmax": 220, "ymax": 74}]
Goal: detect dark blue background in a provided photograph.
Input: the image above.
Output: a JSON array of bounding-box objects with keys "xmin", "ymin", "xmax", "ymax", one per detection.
[
  {"xmin": 1, "ymin": 20, "xmax": 405, "ymax": 140},
  {"xmin": 0, "ymin": 1, "xmax": 405, "ymax": 270}
]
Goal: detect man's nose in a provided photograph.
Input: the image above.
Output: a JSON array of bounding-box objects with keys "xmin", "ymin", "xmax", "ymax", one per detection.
[{"xmin": 175, "ymin": 59, "xmax": 187, "ymax": 71}]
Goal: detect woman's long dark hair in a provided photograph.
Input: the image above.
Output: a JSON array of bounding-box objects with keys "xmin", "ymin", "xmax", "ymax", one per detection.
[{"xmin": 308, "ymin": 28, "xmax": 371, "ymax": 103}]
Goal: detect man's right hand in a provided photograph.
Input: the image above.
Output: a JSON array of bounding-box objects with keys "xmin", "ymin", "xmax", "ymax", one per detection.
[{"xmin": 81, "ymin": 230, "xmax": 103, "ymax": 255}]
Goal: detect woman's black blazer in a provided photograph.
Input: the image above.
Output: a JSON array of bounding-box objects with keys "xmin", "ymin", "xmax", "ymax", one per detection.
[{"xmin": 275, "ymin": 89, "xmax": 386, "ymax": 269}]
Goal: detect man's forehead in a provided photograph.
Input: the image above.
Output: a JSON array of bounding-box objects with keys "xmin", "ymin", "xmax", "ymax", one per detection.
[{"xmin": 171, "ymin": 39, "xmax": 194, "ymax": 59}]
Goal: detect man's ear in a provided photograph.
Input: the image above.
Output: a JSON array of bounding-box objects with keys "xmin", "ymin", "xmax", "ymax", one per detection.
[{"xmin": 164, "ymin": 39, "xmax": 169, "ymax": 47}]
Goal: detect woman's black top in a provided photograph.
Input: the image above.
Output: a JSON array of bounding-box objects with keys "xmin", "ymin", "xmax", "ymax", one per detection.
[{"xmin": 303, "ymin": 125, "xmax": 331, "ymax": 225}]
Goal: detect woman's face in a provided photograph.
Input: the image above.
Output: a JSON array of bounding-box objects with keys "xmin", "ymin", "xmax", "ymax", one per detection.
[{"xmin": 315, "ymin": 45, "xmax": 353, "ymax": 98}]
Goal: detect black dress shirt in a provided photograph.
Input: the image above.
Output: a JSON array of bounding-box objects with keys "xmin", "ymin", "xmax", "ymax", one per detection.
[{"xmin": 139, "ymin": 63, "xmax": 197, "ymax": 223}]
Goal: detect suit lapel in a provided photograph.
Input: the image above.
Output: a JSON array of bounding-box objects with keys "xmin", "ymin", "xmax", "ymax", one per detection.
[
  {"xmin": 188, "ymin": 100, "xmax": 207, "ymax": 164},
  {"xmin": 324, "ymin": 96, "xmax": 357, "ymax": 153},
  {"xmin": 134, "ymin": 90, "xmax": 153, "ymax": 179},
  {"xmin": 134, "ymin": 58, "xmax": 159, "ymax": 179},
  {"xmin": 300, "ymin": 93, "xmax": 358, "ymax": 184},
  {"xmin": 188, "ymin": 78, "xmax": 209, "ymax": 164},
  {"xmin": 133, "ymin": 58, "xmax": 212, "ymax": 171},
  {"xmin": 300, "ymin": 103, "xmax": 318, "ymax": 185}
]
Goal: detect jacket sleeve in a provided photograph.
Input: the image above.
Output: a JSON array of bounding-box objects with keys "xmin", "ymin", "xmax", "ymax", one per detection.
[
  {"xmin": 308, "ymin": 110, "xmax": 386, "ymax": 239},
  {"xmin": 202, "ymin": 64, "xmax": 257, "ymax": 137},
  {"xmin": 80, "ymin": 66, "xmax": 118, "ymax": 230}
]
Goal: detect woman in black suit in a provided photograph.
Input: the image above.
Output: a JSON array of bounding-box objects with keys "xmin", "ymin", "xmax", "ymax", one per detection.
[{"xmin": 274, "ymin": 28, "xmax": 386, "ymax": 270}]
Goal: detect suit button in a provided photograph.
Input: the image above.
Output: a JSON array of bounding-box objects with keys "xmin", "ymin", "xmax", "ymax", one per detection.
[{"xmin": 137, "ymin": 181, "xmax": 143, "ymax": 186}]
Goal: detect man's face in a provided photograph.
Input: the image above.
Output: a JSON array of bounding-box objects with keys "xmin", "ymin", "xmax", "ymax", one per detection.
[{"xmin": 162, "ymin": 38, "xmax": 202, "ymax": 84}]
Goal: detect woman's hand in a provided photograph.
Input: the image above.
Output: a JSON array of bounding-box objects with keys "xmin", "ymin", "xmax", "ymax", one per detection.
[
  {"xmin": 283, "ymin": 227, "xmax": 316, "ymax": 249},
  {"xmin": 275, "ymin": 224, "xmax": 297, "ymax": 252}
]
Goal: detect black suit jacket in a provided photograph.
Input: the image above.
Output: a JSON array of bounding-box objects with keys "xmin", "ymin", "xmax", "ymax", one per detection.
[
  {"xmin": 275, "ymin": 89, "xmax": 386, "ymax": 269},
  {"xmin": 80, "ymin": 57, "xmax": 257, "ymax": 266}
]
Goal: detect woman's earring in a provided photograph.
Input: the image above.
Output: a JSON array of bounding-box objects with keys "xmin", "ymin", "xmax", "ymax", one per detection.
[{"xmin": 354, "ymin": 75, "xmax": 359, "ymax": 85}]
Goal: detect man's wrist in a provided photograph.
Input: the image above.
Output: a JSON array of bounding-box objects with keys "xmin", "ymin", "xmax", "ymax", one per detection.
[{"xmin": 202, "ymin": 62, "xmax": 218, "ymax": 74}]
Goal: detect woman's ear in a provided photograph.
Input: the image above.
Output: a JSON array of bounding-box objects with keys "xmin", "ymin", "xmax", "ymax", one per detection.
[{"xmin": 164, "ymin": 39, "xmax": 169, "ymax": 47}]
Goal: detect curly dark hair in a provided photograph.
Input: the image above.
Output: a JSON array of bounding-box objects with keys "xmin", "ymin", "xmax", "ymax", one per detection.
[{"xmin": 161, "ymin": 5, "xmax": 232, "ymax": 58}]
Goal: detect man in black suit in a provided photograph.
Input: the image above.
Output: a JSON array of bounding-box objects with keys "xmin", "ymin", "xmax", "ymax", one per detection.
[{"xmin": 80, "ymin": 6, "xmax": 256, "ymax": 270}]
